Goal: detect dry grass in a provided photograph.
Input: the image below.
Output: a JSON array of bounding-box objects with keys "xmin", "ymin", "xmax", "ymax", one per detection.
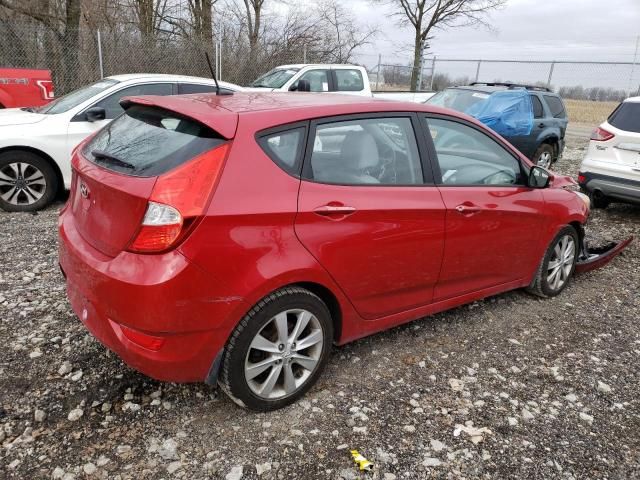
[{"xmin": 564, "ymin": 99, "xmax": 618, "ymax": 125}]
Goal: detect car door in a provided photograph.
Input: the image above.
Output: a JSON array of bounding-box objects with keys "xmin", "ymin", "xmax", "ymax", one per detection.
[
  {"xmin": 422, "ymin": 114, "xmax": 546, "ymax": 301},
  {"xmin": 66, "ymin": 82, "xmax": 174, "ymax": 160},
  {"xmin": 295, "ymin": 114, "xmax": 446, "ymax": 320}
]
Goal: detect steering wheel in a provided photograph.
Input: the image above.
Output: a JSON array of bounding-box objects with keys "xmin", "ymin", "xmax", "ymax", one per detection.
[
  {"xmin": 482, "ymin": 169, "xmax": 517, "ymax": 185},
  {"xmin": 375, "ymin": 143, "xmax": 397, "ymax": 183}
]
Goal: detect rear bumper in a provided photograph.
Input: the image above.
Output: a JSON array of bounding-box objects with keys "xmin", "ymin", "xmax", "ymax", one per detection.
[
  {"xmin": 579, "ymin": 170, "xmax": 640, "ymax": 205},
  {"xmin": 58, "ymin": 210, "xmax": 239, "ymax": 383}
]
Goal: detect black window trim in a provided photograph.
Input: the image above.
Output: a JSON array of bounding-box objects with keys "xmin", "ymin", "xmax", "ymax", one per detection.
[
  {"xmin": 255, "ymin": 121, "xmax": 310, "ymax": 178},
  {"xmin": 421, "ymin": 113, "xmax": 531, "ymax": 188},
  {"xmin": 300, "ymin": 112, "xmax": 435, "ymax": 187},
  {"xmin": 71, "ymin": 82, "xmax": 177, "ymax": 122}
]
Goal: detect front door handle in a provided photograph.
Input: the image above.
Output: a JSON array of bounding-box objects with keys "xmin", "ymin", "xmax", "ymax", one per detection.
[
  {"xmin": 314, "ymin": 204, "xmax": 357, "ymax": 217},
  {"xmin": 455, "ymin": 204, "xmax": 482, "ymax": 215}
]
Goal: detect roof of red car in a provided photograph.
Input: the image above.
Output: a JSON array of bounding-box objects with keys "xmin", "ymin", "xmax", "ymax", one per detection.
[{"xmin": 122, "ymin": 92, "xmax": 453, "ymax": 139}]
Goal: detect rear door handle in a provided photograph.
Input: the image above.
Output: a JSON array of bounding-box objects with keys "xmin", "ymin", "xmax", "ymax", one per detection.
[
  {"xmin": 314, "ymin": 204, "xmax": 357, "ymax": 216},
  {"xmin": 455, "ymin": 204, "xmax": 482, "ymax": 215}
]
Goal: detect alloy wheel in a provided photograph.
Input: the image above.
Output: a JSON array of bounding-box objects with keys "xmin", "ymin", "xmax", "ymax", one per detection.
[
  {"xmin": 547, "ymin": 234, "xmax": 575, "ymax": 290},
  {"xmin": 537, "ymin": 151, "xmax": 552, "ymax": 169},
  {"xmin": 0, "ymin": 162, "xmax": 47, "ymax": 206},
  {"xmin": 244, "ymin": 309, "xmax": 324, "ymax": 399}
]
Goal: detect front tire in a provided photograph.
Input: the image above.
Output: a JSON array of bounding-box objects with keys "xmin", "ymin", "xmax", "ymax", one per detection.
[
  {"xmin": 219, "ymin": 287, "xmax": 333, "ymax": 411},
  {"xmin": 527, "ymin": 226, "xmax": 579, "ymax": 298},
  {"xmin": 0, "ymin": 151, "xmax": 58, "ymax": 212}
]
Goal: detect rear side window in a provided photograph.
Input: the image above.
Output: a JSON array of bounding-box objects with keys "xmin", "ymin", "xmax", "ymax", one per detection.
[
  {"xmin": 257, "ymin": 127, "xmax": 305, "ymax": 175},
  {"xmin": 335, "ymin": 70, "xmax": 365, "ymax": 92},
  {"xmin": 83, "ymin": 105, "xmax": 225, "ymax": 177},
  {"xmin": 178, "ymin": 83, "xmax": 233, "ymax": 95},
  {"xmin": 608, "ymin": 102, "xmax": 640, "ymax": 133},
  {"xmin": 543, "ymin": 95, "xmax": 566, "ymax": 118},
  {"xmin": 309, "ymin": 117, "xmax": 423, "ymax": 185},
  {"xmin": 531, "ymin": 95, "xmax": 544, "ymax": 118}
]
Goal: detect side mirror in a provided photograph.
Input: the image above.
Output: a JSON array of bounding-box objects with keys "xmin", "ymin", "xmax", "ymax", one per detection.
[
  {"xmin": 294, "ymin": 79, "xmax": 311, "ymax": 92},
  {"xmin": 528, "ymin": 166, "xmax": 553, "ymax": 188},
  {"xmin": 85, "ymin": 107, "xmax": 106, "ymax": 122}
]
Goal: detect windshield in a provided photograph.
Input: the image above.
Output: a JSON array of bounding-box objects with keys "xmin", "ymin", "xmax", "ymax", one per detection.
[
  {"xmin": 250, "ymin": 68, "xmax": 300, "ymax": 88},
  {"xmin": 35, "ymin": 79, "xmax": 119, "ymax": 114},
  {"xmin": 428, "ymin": 88, "xmax": 491, "ymax": 112}
]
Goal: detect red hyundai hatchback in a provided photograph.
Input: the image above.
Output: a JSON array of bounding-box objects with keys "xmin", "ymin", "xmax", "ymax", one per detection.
[{"xmin": 59, "ymin": 92, "xmax": 600, "ymax": 411}]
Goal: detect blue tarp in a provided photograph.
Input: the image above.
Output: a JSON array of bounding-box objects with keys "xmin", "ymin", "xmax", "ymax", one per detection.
[{"xmin": 465, "ymin": 90, "xmax": 534, "ymax": 137}]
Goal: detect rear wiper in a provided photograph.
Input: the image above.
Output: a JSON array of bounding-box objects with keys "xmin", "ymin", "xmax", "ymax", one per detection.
[
  {"xmin": 91, "ymin": 150, "xmax": 136, "ymax": 169},
  {"xmin": 21, "ymin": 107, "xmax": 35, "ymax": 112}
]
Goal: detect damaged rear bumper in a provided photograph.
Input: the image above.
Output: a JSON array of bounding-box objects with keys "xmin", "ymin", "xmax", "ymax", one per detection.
[{"xmin": 575, "ymin": 236, "xmax": 634, "ymax": 274}]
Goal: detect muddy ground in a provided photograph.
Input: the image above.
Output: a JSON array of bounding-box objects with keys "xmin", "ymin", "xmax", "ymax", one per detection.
[{"xmin": 1, "ymin": 136, "xmax": 639, "ymax": 479}]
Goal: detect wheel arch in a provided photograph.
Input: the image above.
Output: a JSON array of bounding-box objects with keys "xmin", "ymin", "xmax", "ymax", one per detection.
[
  {"xmin": 293, "ymin": 281, "xmax": 343, "ymax": 342},
  {"xmin": 0, "ymin": 145, "xmax": 64, "ymax": 198}
]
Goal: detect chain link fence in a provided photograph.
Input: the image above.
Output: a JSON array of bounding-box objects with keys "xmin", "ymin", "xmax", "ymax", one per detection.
[{"xmin": 2, "ymin": 20, "xmax": 639, "ymax": 114}]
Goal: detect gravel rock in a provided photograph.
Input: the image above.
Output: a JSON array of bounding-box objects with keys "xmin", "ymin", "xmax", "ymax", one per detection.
[
  {"xmin": 597, "ymin": 381, "xmax": 612, "ymax": 393},
  {"xmin": 226, "ymin": 465, "xmax": 244, "ymax": 480},
  {"xmin": 67, "ymin": 408, "xmax": 83, "ymax": 422}
]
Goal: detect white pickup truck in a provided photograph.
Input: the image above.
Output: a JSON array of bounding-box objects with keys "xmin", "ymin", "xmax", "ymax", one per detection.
[{"xmin": 248, "ymin": 64, "xmax": 435, "ymax": 103}]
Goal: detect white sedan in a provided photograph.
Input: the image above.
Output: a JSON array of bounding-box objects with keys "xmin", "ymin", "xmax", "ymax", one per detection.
[{"xmin": 0, "ymin": 74, "xmax": 242, "ymax": 211}]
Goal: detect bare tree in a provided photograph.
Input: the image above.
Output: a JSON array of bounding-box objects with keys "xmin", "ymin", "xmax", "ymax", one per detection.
[
  {"xmin": 375, "ymin": 0, "xmax": 506, "ymax": 90},
  {"xmin": 128, "ymin": 0, "xmax": 171, "ymax": 45},
  {"xmin": 188, "ymin": 0, "xmax": 216, "ymax": 47},
  {"xmin": 242, "ymin": 0, "xmax": 264, "ymax": 67},
  {"xmin": 314, "ymin": 0, "xmax": 377, "ymax": 63}
]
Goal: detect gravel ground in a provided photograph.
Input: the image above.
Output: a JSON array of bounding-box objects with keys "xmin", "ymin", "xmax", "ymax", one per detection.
[{"xmin": 1, "ymin": 136, "xmax": 639, "ymax": 480}]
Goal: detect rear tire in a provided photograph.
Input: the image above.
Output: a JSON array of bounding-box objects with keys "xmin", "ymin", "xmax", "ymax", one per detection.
[
  {"xmin": 0, "ymin": 150, "xmax": 58, "ymax": 212},
  {"xmin": 219, "ymin": 287, "xmax": 333, "ymax": 411},
  {"xmin": 527, "ymin": 226, "xmax": 579, "ymax": 298},
  {"xmin": 533, "ymin": 143, "xmax": 555, "ymax": 169},
  {"xmin": 589, "ymin": 190, "xmax": 610, "ymax": 209}
]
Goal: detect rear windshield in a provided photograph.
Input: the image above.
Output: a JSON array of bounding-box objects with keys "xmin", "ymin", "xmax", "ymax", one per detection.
[
  {"xmin": 608, "ymin": 102, "xmax": 640, "ymax": 133},
  {"xmin": 428, "ymin": 88, "xmax": 491, "ymax": 112},
  {"xmin": 83, "ymin": 105, "xmax": 225, "ymax": 176}
]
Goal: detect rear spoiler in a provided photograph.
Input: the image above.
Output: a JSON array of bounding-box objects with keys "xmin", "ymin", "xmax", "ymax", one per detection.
[{"xmin": 120, "ymin": 95, "xmax": 238, "ymax": 139}]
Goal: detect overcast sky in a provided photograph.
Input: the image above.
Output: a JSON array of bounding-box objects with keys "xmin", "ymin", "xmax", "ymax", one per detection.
[{"xmin": 347, "ymin": 0, "xmax": 640, "ymax": 66}]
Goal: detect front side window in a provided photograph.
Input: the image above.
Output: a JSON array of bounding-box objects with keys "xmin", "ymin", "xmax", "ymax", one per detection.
[
  {"xmin": 91, "ymin": 83, "xmax": 173, "ymax": 119},
  {"xmin": 36, "ymin": 79, "xmax": 119, "ymax": 114},
  {"xmin": 295, "ymin": 70, "xmax": 330, "ymax": 92},
  {"xmin": 426, "ymin": 117, "xmax": 523, "ymax": 186},
  {"xmin": 335, "ymin": 70, "xmax": 365, "ymax": 92},
  {"xmin": 309, "ymin": 117, "xmax": 423, "ymax": 185},
  {"xmin": 544, "ymin": 95, "xmax": 566, "ymax": 118}
]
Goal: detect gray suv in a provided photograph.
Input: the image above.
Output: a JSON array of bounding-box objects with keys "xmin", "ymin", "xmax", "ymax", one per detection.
[{"xmin": 427, "ymin": 83, "xmax": 568, "ymax": 168}]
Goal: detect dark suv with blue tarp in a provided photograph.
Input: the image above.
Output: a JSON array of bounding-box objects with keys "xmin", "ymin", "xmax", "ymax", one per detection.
[{"xmin": 427, "ymin": 83, "xmax": 568, "ymax": 168}]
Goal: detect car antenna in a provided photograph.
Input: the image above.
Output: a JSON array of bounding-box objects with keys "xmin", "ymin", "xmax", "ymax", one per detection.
[{"xmin": 205, "ymin": 52, "xmax": 232, "ymax": 96}]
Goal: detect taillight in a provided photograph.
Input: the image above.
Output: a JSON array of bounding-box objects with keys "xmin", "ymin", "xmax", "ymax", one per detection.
[
  {"xmin": 590, "ymin": 127, "xmax": 614, "ymax": 141},
  {"xmin": 36, "ymin": 80, "xmax": 55, "ymax": 100},
  {"xmin": 127, "ymin": 143, "xmax": 230, "ymax": 254}
]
